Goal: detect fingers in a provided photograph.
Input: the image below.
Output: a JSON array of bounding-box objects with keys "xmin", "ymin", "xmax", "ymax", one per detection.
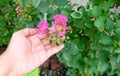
[
  {"xmin": 47, "ymin": 44, "xmax": 64, "ymax": 57},
  {"xmin": 18, "ymin": 28, "xmax": 36, "ymax": 37},
  {"xmin": 42, "ymin": 39, "xmax": 50, "ymax": 46}
]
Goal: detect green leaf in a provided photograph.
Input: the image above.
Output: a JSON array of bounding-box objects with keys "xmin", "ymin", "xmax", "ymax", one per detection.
[
  {"xmin": 91, "ymin": 6, "xmax": 102, "ymax": 17},
  {"xmin": 90, "ymin": 43, "xmax": 99, "ymax": 50},
  {"xmin": 117, "ymin": 55, "xmax": 120, "ymax": 63},
  {"xmin": 108, "ymin": 0, "xmax": 115, "ymax": 7},
  {"xmin": 77, "ymin": 37, "xmax": 86, "ymax": 52},
  {"xmin": 81, "ymin": 6, "xmax": 92, "ymax": 19},
  {"xmin": 117, "ymin": 71, "xmax": 120, "ymax": 76},
  {"xmin": 67, "ymin": 68, "xmax": 79, "ymax": 76},
  {"xmin": 115, "ymin": 48, "xmax": 120, "ymax": 53},
  {"xmin": 71, "ymin": 12, "xmax": 82, "ymax": 19},
  {"xmin": 94, "ymin": 16, "xmax": 105, "ymax": 32},
  {"xmin": 84, "ymin": 29, "xmax": 94, "ymax": 36},
  {"xmin": 116, "ymin": 20, "xmax": 120, "ymax": 28},
  {"xmin": 90, "ymin": 0, "xmax": 102, "ymax": 5},
  {"xmin": 0, "ymin": 0, "xmax": 10, "ymax": 6},
  {"xmin": 99, "ymin": 36, "xmax": 113, "ymax": 45},
  {"xmin": 114, "ymin": 28, "xmax": 120, "ymax": 40},
  {"xmin": 106, "ymin": 18, "xmax": 114, "ymax": 31},
  {"xmin": 53, "ymin": 0, "xmax": 68, "ymax": 7},
  {"xmin": 61, "ymin": 11, "xmax": 69, "ymax": 17},
  {"xmin": 96, "ymin": 50, "xmax": 110, "ymax": 60},
  {"xmin": 21, "ymin": 0, "xmax": 29, "ymax": 5},
  {"xmin": 97, "ymin": 61, "xmax": 109, "ymax": 72},
  {"xmin": 73, "ymin": 19, "xmax": 85, "ymax": 29},
  {"xmin": 37, "ymin": 0, "xmax": 50, "ymax": 13},
  {"xmin": 99, "ymin": 1, "xmax": 114, "ymax": 11},
  {"xmin": 110, "ymin": 55, "xmax": 117, "ymax": 68},
  {"xmin": 89, "ymin": 58, "xmax": 98, "ymax": 72},
  {"xmin": 26, "ymin": 22, "xmax": 35, "ymax": 28},
  {"xmin": 85, "ymin": 21, "xmax": 94, "ymax": 29},
  {"xmin": 32, "ymin": 0, "xmax": 38, "ymax": 6}
]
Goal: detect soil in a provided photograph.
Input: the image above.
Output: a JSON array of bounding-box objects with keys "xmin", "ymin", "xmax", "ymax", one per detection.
[
  {"xmin": 0, "ymin": 46, "xmax": 66, "ymax": 76},
  {"xmin": 40, "ymin": 55, "xmax": 67, "ymax": 76}
]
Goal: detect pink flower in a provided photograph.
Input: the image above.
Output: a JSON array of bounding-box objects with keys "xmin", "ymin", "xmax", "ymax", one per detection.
[
  {"xmin": 52, "ymin": 14, "xmax": 68, "ymax": 37},
  {"xmin": 36, "ymin": 28, "xmax": 40, "ymax": 34},
  {"xmin": 59, "ymin": 32, "xmax": 65, "ymax": 37},
  {"xmin": 53, "ymin": 24, "xmax": 68, "ymax": 37},
  {"xmin": 37, "ymin": 20, "xmax": 48, "ymax": 29},
  {"xmin": 37, "ymin": 20, "xmax": 48, "ymax": 37},
  {"xmin": 52, "ymin": 23, "xmax": 57, "ymax": 32},
  {"xmin": 53, "ymin": 14, "xmax": 68, "ymax": 25},
  {"xmin": 16, "ymin": 6, "xmax": 21, "ymax": 11}
]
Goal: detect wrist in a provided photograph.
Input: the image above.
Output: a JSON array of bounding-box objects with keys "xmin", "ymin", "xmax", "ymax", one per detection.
[{"xmin": 0, "ymin": 52, "xmax": 18, "ymax": 76}]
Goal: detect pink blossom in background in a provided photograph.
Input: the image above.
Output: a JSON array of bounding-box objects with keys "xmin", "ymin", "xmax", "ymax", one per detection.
[
  {"xmin": 52, "ymin": 14, "xmax": 68, "ymax": 37},
  {"xmin": 37, "ymin": 20, "xmax": 48, "ymax": 37},
  {"xmin": 16, "ymin": 6, "xmax": 21, "ymax": 11}
]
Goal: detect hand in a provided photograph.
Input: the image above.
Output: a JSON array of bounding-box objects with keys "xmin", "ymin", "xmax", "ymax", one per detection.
[{"xmin": 0, "ymin": 28, "xmax": 64, "ymax": 76}]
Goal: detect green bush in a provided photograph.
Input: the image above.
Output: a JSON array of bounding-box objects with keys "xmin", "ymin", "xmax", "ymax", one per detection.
[
  {"xmin": 57, "ymin": 0, "xmax": 120, "ymax": 76},
  {"xmin": 0, "ymin": 0, "xmax": 15, "ymax": 46},
  {"xmin": 0, "ymin": 0, "xmax": 120, "ymax": 76}
]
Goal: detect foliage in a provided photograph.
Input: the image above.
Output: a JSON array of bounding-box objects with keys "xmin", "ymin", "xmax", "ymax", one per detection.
[
  {"xmin": 57, "ymin": 0, "xmax": 120, "ymax": 76},
  {"xmin": 25, "ymin": 68, "xmax": 40, "ymax": 76},
  {"xmin": 0, "ymin": 0, "xmax": 15, "ymax": 46},
  {"xmin": 0, "ymin": 0, "xmax": 120, "ymax": 76}
]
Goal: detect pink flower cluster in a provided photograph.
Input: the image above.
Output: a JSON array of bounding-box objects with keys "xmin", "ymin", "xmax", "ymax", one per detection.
[
  {"xmin": 52, "ymin": 14, "xmax": 68, "ymax": 37},
  {"xmin": 36, "ymin": 20, "xmax": 48, "ymax": 37},
  {"xmin": 36, "ymin": 14, "xmax": 68, "ymax": 39}
]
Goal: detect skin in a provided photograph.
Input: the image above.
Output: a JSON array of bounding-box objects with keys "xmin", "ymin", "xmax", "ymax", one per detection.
[{"xmin": 0, "ymin": 28, "xmax": 64, "ymax": 76}]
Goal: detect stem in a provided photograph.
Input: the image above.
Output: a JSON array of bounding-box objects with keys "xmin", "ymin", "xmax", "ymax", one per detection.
[
  {"xmin": 44, "ymin": 13, "xmax": 47, "ymax": 20},
  {"xmin": 104, "ymin": 30, "xmax": 109, "ymax": 36}
]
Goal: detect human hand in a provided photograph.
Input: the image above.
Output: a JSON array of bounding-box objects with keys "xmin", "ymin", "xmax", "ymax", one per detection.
[{"xmin": 0, "ymin": 28, "xmax": 64, "ymax": 76}]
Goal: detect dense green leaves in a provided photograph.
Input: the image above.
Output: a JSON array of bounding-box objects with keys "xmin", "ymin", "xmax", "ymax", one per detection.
[{"xmin": 0, "ymin": 0, "xmax": 10, "ymax": 6}]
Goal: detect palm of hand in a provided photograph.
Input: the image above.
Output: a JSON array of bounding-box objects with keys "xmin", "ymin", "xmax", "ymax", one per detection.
[{"xmin": 7, "ymin": 31, "xmax": 63, "ymax": 75}]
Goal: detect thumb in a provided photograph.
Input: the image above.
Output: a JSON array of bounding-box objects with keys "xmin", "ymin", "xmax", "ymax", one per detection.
[{"xmin": 18, "ymin": 28, "xmax": 36, "ymax": 37}]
